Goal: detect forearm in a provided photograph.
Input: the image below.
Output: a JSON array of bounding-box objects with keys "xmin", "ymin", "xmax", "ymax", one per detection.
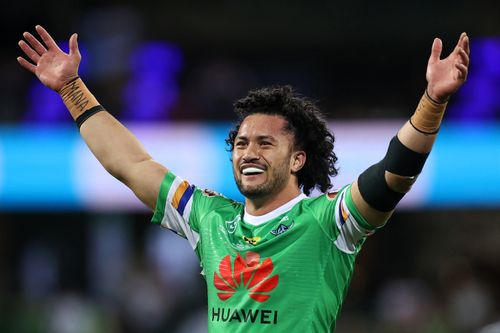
[
  {"xmin": 396, "ymin": 90, "xmax": 447, "ymax": 154},
  {"xmin": 59, "ymin": 78, "xmax": 151, "ymax": 177},
  {"xmin": 386, "ymin": 91, "xmax": 447, "ymax": 190},
  {"xmin": 396, "ymin": 121, "xmax": 436, "ymax": 154},
  {"xmin": 79, "ymin": 111, "xmax": 155, "ymax": 180},
  {"xmin": 60, "ymin": 78, "xmax": 167, "ymax": 209},
  {"xmin": 354, "ymin": 92, "xmax": 448, "ymax": 226}
]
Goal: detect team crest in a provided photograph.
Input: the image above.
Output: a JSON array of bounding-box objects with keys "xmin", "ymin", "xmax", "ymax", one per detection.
[
  {"xmin": 270, "ymin": 221, "xmax": 295, "ymax": 236},
  {"xmin": 225, "ymin": 215, "xmax": 240, "ymax": 234}
]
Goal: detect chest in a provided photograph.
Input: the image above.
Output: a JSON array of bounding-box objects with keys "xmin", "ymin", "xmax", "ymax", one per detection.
[{"xmin": 198, "ymin": 208, "xmax": 334, "ymax": 284}]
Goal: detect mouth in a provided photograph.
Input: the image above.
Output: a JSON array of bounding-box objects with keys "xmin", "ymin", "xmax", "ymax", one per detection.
[{"xmin": 240, "ymin": 165, "xmax": 266, "ymax": 176}]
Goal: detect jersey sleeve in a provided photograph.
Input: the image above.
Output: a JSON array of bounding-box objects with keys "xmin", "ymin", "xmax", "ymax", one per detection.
[
  {"xmin": 331, "ymin": 185, "xmax": 381, "ymax": 254},
  {"xmin": 151, "ymin": 171, "xmax": 200, "ymax": 249},
  {"xmin": 311, "ymin": 184, "xmax": 381, "ymax": 255},
  {"xmin": 151, "ymin": 171, "xmax": 234, "ymax": 250}
]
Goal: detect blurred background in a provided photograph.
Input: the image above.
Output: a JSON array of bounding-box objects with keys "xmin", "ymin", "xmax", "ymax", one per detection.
[{"xmin": 1, "ymin": 1, "xmax": 500, "ymax": 332}]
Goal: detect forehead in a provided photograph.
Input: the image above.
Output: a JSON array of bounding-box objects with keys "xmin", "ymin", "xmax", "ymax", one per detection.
[{"xmin": 237, "ymin": 114, "xmax": 290, "ymax": 139}]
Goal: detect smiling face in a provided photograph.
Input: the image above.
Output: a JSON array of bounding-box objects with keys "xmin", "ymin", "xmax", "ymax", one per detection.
[{"xmin": 232, "ymin": 114, "xmax": 305, "ymax": 200}]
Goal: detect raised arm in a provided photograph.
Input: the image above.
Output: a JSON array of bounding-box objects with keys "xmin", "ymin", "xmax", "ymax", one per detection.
[
  {"xmin": 18, "ymin": 25, "xmax": 167, "ymax": 210},
  {"xmin": 351, "ymin": 33, "xmax": 470, "ymax": 226}
]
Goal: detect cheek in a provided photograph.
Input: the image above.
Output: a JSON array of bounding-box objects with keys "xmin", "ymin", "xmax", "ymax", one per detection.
[
  {"xmin": 268, "ymin": 150, "xmax": 291, "ymax": 166},
  {"xmin": 232, "ymin": 151, "xmax": 240, "ymax": 168}
]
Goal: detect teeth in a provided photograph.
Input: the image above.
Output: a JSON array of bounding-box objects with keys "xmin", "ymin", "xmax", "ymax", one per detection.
[{"xmin": 242, "ymin": 167, "xmax": 265, "ymax": 175}]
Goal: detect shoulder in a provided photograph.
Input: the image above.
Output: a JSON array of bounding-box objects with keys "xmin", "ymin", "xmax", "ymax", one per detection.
[
  {"xmin": 193, "ymin": 186, "xmax": 242, "ymax": 214},
  {"xmin": 299, "ymin": 186, "xmax": 352, "ymax": 221},
  {"xmin": 303, "ymin": 187, "xmax": 343, "ymax": 206},
  {"xmin": 300, "ymin": 190, "xmax": 340, "ymax": 219},
  {"xmin": 195, "ymin": 187, "xmax": 237, "ymax": 204}
]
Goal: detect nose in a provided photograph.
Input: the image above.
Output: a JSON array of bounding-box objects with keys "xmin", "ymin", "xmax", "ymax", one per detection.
[{"xmin": 242, "ymin": 142, "xmax": 260, "ymax": 162}]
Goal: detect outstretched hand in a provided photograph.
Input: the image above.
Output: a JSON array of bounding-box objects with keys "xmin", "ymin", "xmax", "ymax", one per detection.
[
  {"xmin": 426, "ymin": 32, "xmax": 470, "ymax": 103},
  {"xmin": 17, "ymin": 25, "xmax": 81, "ymax": 92}
]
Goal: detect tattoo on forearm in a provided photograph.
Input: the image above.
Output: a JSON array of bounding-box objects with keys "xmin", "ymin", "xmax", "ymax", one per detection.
[{"xmin": 60, "ymin": 80, "xmax": 89, "ymax": 112}]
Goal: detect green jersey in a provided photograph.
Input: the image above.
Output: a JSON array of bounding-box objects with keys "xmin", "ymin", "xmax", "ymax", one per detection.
[{"xmin": 152, "ymin": 171, "xmax": 379, "ymax": 332}]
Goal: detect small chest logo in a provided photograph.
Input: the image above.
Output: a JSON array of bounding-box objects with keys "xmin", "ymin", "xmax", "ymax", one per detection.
[
  {"xmin": 270, "ymin": 221, "xmax": 295, "ymax": 236},
  {"xmin": 242, "ymin": 235, "xmax": 261, "ymax": 246},
  {"xmin": 225, "ymin": 215, "xmax": 240, "ymax": 234},
  {"xmin": 213, "ymin": 251, "xmax": 279, "ymax": 303}
]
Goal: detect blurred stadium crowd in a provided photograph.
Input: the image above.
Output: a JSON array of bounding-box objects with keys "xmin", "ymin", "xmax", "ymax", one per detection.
[{"xmin": 1, "ymin": 1, "xmax": 500, "ymax": 332}]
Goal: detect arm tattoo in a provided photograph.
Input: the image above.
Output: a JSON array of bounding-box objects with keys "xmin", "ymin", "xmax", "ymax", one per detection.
[{"xmin": 60, "ymin": 79, "xmax": 89, "ymax": 112}]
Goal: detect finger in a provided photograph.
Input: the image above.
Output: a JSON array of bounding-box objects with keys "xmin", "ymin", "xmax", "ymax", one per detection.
[
  {"xmin": 18, "ymin": 40, "xmax": 40, "ymax": 63},
  {"xmin": 458, "ymin": 47, "xmax": 469, "ymax": 67},
  {"xmin": 459, "ymin": 32, "xmax": 466, "ymax": 44},
  {"xmin": 463, "ymin": 34, "xmax": 470, "ymax": 55},
  {"xmin": 455, "ymin": 63, "xmax": 468, "ymax": 80},
  {"xmin": 23, "ymin": 31, "xmax": 47, "ymax": 55},
  {"xmin": 17, "ymin": 56, "xmax": 37, "ymax": 74},
  {"xmin": 457, "ymin": 33, "xmax": 470, "ymax": 55},
  {"xmin": 69, "ymin": 33, "xmax": 81, "ymax": 58},
  {"xmin": 35, "ymin": 25, "xmax": 60, "ymax": 50},
  {"xmin": 429, "ymin": 38, "xmax": 442, "ymax": 64}
]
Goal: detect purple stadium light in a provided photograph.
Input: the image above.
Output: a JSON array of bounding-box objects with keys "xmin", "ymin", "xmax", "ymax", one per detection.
[
  {"xmin": 449, "ymin": 37, "xmax": 500, "ymax": 121},
  {"xmin": 121, "ymin": 42, "xmax": 183, "ymax": 121}
]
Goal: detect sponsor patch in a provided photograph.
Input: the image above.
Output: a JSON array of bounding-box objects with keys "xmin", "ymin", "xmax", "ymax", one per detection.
[
  {"xmin": 213, "ymin": 251, "xmax": 279, "ymax": 303},
  {"xmin": 211, "ymin": 307, "xmax": 278, "ymax": 325}
]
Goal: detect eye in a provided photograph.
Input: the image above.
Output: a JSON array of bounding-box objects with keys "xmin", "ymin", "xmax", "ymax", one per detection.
[{"xmin": 235, "ymin": 141, "xmax": 247, "ymax": 147}]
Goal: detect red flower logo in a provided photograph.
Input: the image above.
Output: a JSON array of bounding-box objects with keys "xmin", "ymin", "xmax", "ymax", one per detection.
[{"xmin": 213, "ymin": 252, "xmax": 279, "ymax": 303}]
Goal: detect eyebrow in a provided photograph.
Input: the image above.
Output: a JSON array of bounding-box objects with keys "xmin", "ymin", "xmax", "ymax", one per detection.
[{"xmin": 235, "ymin": 135, "xmax": 277, "ymax": 141}]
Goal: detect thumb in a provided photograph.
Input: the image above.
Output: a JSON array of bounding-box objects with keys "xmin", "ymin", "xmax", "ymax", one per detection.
[
  {"xmin": 69, "ymin": 33, "xmax": 81, "ymax": 58},
  {"xmin": 428, "ymin": 38, "xmax": 442, "ymax": 64}
]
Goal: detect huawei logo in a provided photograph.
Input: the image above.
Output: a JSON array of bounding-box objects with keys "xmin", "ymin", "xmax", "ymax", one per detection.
[{"xmin": 214, "ymin": 252, "xmax": 279, "ymax": 303}]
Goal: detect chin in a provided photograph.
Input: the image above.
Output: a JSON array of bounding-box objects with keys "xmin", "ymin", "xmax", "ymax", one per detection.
[
  {"xmin": 241, "ymin": 190, "xmax": 266, "ymax": 200},
  {"xmin": 238, "ymin": 184, "xmax": 270, "ymax": 199}
]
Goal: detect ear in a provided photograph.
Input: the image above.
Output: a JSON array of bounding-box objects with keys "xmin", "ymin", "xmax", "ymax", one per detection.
[{"xmin": 290, "ymin": 151, "xmax": 306, "ymax": 173}]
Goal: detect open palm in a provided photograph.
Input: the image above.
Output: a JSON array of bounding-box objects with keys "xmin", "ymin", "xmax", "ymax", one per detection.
[
  {"xmin": 426, "ymin": 32, "xmax": 470, "ymax": 102},
  {"xmin": 18, "ymin": 25, "xmax": 81, "ymax": 92}
]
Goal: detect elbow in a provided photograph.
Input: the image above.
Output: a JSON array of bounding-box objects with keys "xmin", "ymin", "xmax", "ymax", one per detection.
[
  {"xmin": 385, "ymin": 171, "xmax": 417, "ymax": 193},
  {"xmin": 101, "ymin": 160, "xmax": 126, "ymax": 182},
  {"xmin": 102, "ymin": 155, "xmax": 152, "ymax": 184}
]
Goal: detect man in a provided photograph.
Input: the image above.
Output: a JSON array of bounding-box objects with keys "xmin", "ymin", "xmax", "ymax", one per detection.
[{"xmin": 18, "ymin": 25, "xmax": 469, "ymax": 332}]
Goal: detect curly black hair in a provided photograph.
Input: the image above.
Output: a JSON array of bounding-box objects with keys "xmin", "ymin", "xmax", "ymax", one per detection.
[{"xmin": 226, "ymin": 85, "xmax": 338, "ymax": 195}]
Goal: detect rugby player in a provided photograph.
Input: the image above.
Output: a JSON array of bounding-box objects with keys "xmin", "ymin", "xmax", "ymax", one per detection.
[{"xmin": 18, "ymin": 25, "xmax": 469, "ymax": 332}]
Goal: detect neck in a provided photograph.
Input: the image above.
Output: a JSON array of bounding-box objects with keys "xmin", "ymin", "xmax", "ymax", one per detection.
[{"xmin": 245, "ymin": 183, "xmax": 301, "ymax": 216}]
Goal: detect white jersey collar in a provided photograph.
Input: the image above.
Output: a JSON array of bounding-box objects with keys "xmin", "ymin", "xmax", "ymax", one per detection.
[{"xmin": 243, "ymin": 193, "xmax": 308, "ymax": 226}]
